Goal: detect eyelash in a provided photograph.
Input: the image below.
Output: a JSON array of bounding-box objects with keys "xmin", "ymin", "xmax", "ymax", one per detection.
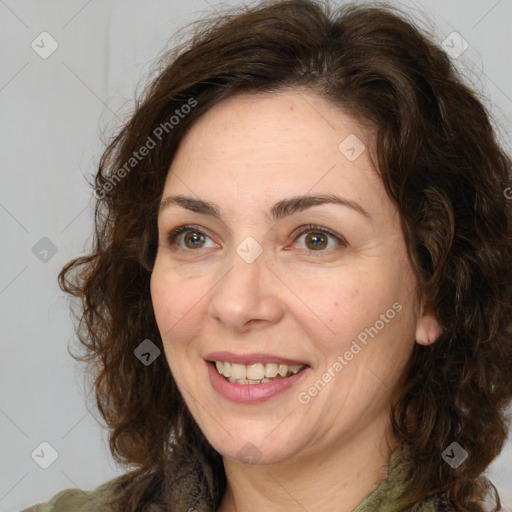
[{"xmin": 166, "ymin": 224, "xmax": 347, "ymax": 252}]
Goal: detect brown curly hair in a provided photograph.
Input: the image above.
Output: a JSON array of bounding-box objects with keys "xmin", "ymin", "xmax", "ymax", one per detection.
[{"xmin": 59, "ymin": 0, "xmax": 512, "ymax": 510}]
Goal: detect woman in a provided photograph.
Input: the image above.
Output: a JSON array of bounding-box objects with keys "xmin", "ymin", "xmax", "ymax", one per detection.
[{"xmin": 24, "ymin": 0, "xmax": 512, "ymax": 511}]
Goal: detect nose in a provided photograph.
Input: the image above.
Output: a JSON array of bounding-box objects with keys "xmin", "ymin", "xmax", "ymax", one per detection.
[{"xmin": 207, "ymin": 244, "xmax": 285, "ymax": 332}]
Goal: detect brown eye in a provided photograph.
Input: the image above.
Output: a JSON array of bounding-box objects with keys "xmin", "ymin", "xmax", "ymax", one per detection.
[
  {"xmin": 167, "ymin": 225, "xmax": 217, "ymax": 250},
  {"xmin": 293, "ymin": 225, "xmax": 346, "ymax": 252},
  {"xmin": 183, "ymin": 231, "xmax": 206, "ymax": 249},
  {"xmin": 304, "ymin": 232, "xmax": 328, "ymax": 250}
]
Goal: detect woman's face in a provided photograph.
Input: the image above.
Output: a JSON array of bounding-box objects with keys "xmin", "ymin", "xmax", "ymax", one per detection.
[{"xmin": 151, "ymin": 89, "xmax": 439, "ymax": 465}]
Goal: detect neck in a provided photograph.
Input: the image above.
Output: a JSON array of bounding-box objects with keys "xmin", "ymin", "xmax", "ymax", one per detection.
[{"xmin": 217, "ymin": 417, "xmax": 399, "ymax": 512}]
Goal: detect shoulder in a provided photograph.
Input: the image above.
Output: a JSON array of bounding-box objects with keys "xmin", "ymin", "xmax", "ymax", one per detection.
[{"xmin": 20, "ymin": 481, "xmax": 117, "ymax": 512}]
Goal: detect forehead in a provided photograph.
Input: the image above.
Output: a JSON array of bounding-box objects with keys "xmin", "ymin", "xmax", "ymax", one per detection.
[
  {"xmin": 176, "ymin": 90, "xmax": 370, "ymax": 163},
  {"xmin": 170, "ymin": 90, "xmax": 373, "ymax": 174},
  {"xmin": 162, "ymin": 89, "xmax": 392, "ymax": 225}
]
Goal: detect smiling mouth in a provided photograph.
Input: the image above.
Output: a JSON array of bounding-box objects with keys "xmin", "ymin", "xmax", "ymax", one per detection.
[{"xmin": 211, "ymin": 361, "xmax": 308, "ymax": 384}]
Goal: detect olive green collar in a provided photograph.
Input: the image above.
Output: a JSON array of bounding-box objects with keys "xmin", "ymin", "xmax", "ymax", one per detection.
[
  {"xmin": 22, "ymin": 443, "xmax": 444, "ymax": 512},
  {"xmin": 353, "ymin": 444, "xmax": 440, "ymax": 512}
]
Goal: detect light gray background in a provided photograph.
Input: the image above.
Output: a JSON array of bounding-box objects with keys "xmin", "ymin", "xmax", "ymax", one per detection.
[{"xmin": 1, "ymin": 1, "xmax": 511, "ymax": 511}]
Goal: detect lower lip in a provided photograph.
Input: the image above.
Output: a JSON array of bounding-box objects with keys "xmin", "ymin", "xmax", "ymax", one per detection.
[{"xmin": 206, "ymin": 361, "xmax": 310, "ymax": 403}]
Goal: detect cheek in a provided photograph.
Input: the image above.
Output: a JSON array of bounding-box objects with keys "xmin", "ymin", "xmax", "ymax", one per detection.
[
  {"xmin": 288, "ymin": 267, "xmax": 388, "ymax": 337},
  {"xmin": 150, "ymin": 264, "xmax": 196, "ymax": 343},
  {"xmin": 150, "ymin": 268, "xmax": 203, "ymax": 383},
  {"xmin": 291, "ymin": 264, "xmax": 414, "ymax": 362}
]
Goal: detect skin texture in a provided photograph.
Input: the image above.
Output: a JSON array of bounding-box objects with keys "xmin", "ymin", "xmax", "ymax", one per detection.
[{"xmin": 150, "ymin": 89, "xmax": 441, "ymax": 512}]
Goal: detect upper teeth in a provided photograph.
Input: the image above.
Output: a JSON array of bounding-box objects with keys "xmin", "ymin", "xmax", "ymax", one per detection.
[{"xmin": 215, "ymin": 361, "xmax": 304, "ymax": 380}]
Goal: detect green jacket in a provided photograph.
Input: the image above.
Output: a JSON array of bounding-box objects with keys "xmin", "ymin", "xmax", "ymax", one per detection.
[{"xmin": 22, "ymin": 444, "xmax": 454, "ymax": 511}]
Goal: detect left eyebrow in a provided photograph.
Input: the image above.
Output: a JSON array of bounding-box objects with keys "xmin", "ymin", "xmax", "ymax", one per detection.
[{"xmin": 158, "ymin": 193, "xmax": 371, "ymax": 222}]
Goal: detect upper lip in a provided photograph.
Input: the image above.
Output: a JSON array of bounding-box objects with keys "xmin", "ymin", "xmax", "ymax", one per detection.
[{"xmin": 205, "ymin": 351, "xmax": 310, "ymax": 366}]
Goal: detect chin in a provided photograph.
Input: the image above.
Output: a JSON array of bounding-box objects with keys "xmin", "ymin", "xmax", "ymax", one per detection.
[{"xmin": 200, "ymin": 422, "xmax": 305, "ymax": 466}]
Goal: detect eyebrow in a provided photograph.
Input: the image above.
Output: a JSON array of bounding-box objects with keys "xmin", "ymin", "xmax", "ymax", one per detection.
[{"xmin": 159, "ymin": 193, "xmax": 370, "ymax": 222}]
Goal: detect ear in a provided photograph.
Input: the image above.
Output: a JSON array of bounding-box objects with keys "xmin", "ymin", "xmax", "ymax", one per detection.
[{"xmin": 415, "ymin": 303, "xmax": 441, "ymax": 346}]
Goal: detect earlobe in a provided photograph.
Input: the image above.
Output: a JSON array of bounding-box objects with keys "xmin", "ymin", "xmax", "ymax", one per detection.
[{"xmin": 415, "ymin": 309, "xmax": 441, "ymax": 346}]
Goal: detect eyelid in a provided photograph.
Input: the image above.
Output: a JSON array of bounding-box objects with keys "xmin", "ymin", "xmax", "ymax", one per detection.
[
  {"xmin": 165, "ymin": 223, "xmax": 347, "ymax": 251},
  {"xmin": 290, "ymin": 224, "xmax": 347, "ymax": 249},
  {"xmin": 166, "ymin": 224, "xmax": 217, "ymax": 246}
]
